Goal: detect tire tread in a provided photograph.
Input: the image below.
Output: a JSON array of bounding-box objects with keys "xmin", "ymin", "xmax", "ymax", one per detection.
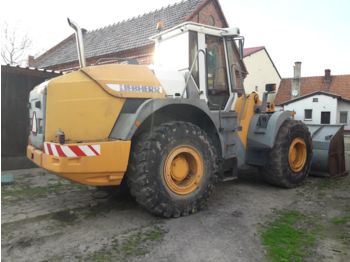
[{"xmin": 127, "ymin": 121, "xmax": 219, "ymax": 217}]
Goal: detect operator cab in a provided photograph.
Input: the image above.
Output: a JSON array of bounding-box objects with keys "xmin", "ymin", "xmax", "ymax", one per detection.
[{"xmin": 151, "ymin": 22, "xmax": 247, "ymax": 111}]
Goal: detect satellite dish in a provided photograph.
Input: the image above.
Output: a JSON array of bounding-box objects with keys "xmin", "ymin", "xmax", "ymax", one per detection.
[{"xmin": 292, "ymin": 90, "xmax": 299, "ymax": 97}]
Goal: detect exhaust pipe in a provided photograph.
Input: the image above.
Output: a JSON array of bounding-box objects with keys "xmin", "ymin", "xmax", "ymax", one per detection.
[{"xmin": 67, "ymin": 18, "xmax": 86, "ymax": 68}]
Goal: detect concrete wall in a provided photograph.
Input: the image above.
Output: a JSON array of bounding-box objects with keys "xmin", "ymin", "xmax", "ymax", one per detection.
[
  {"xmin": 284, "ymin": 94, "xmax": 338, "ymax": 125},
  {"xmin": 243, "ymin": 49, "xmax": 281, "ymax": 102}
]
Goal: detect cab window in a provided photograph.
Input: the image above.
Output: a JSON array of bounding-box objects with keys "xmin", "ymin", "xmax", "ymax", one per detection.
[
  {"xmin": 189, "ymin": 31, "xmax": 199, "ymax": 87},
  {"xmin": 206, "ymin": 35, "xmax": 229, "ymax": 110},
  {"xmin": 226, "ymin": 38, "xmax": 244, "ymax": 94}
]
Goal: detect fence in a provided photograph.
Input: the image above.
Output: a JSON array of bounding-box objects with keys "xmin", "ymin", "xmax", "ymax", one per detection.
[{"xmin": 1, "ymin": 65, "xmax": 61, "ymax": 170}]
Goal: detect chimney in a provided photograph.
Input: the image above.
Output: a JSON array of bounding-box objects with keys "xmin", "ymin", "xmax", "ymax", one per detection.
[
  {"xmin": 27, "ymin": 55, "xmax": 35, "ymax": 67},
  {"xmin": 291, "ymin": 61, "xmax": 301, "ymax": 98},
  {"xmin": 294, "ymin": 61, "xmax": 301, "ymax": 78},
  {"xmin": 324, "ymin": 69, "xmax": 331, "ymax": 82},
  {"xmin": 156, "ymin": 20, "xmax": 164, "ymax": 31}
]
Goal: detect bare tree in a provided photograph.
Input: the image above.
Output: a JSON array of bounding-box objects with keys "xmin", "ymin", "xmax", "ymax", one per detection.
[{"xmin": 1, "ymin": 22, "xmax": 32, "ymax": 65}]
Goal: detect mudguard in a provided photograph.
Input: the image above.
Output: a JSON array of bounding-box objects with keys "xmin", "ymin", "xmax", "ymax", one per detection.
[
  {"xmin": 109, "ymin": 98, "xmax": 228, "ymax": 158},
  {"xmin": 247, "ymin": 111, "xmax": 292, "ymax": 149},
  {"xmin": 245, "ymin": 111, "xmax": 292, "ymax": 166}
]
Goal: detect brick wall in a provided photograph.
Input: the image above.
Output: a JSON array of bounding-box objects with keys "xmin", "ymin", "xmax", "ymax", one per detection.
[{"xmin": 190, "ymin": 0, "xmax": 227, "ymax": 27}]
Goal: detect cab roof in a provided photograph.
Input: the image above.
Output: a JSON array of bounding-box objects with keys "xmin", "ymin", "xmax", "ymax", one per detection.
[{"xmin": 150, "ymin": 22, "xmax": 240, "ymax": 41}]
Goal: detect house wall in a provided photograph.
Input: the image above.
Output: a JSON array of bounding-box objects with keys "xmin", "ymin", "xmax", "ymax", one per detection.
[
  {"xmin": 283, "ymin": 94, "xmax": 338, "ymax": 125},
  {"xmin": 337, "ymin": 100, "xmax": 350, "ymax": 130},
  {"xmin": 243, "ymin": 49, "xmax": 281, "ymax": 102},
  {"xmin": 190, "ymin": 0, "xmax": 226, "ymax": 27}
]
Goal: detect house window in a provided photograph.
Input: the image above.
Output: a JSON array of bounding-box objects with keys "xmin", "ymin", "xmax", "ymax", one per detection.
[
  {"xmin": 304, "ymin": 109, "xmax": 312, "ymax": 120},
  {"xmin": 312, "ymin": 98, "xmax": 318, "ymax": 102},
  {"xmin": 321, "ymin": 111, "xmax": 331, "ymax": 124},
  {"xmin": 340, "ymin": 111, "xmax": 348, "ymax": 124},
  {"xmin": 208, "ymin": 15, "xmax": 216, "ymax": 26}
]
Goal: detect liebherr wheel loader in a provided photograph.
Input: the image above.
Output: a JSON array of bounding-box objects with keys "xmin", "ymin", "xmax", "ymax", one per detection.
[{"xmin": 27, "ymin": 19, "xmax": 346, "ymax": 217}]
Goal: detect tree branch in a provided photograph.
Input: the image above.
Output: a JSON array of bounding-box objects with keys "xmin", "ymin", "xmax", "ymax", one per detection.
[{"xmin": 1, "ymin": 23, "xmax": 32, "ymax": 65}]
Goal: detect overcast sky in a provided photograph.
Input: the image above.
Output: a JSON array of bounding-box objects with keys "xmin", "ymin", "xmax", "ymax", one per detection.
[{"xmin": 1, "ymin": 0, "xmax": 349, "ymax": 77}]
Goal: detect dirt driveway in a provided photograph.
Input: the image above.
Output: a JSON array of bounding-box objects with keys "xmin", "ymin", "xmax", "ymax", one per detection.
[{"xmin": 2, "ymin": 166, "xmax": 349, "ymax": 262}]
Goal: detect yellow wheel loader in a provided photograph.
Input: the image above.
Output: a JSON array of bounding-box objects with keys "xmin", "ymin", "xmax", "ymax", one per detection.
[{"xmin": 27, "ymin": 19, "xmax": 346, "ymax": 217}]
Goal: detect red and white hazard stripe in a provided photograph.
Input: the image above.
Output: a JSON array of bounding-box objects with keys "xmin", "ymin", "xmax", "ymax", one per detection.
[{"xmin": 44, "ymin": 142, "xmax": 101, "ymax": 157}]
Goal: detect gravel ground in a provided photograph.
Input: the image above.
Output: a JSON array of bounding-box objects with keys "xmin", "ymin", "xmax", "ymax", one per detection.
[{"xmin": 2, "ymin": 163, "xmax": 349, "ymax": 262}]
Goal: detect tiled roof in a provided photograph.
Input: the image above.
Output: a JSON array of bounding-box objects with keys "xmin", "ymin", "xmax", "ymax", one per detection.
[
  {"xmin": 275, "ymin": 74, "xmax": 350, "ymax": 105},
  {"xmin": 243, "ymin": 46, "xmax": 264, "ymax": 57},
  {"xmin": 277, "ymin": 91, "xmax": 350, "ymax": 105},
  {"xmin": 34, "ymin": 0, "xmax": 207, "ymax": 68}
]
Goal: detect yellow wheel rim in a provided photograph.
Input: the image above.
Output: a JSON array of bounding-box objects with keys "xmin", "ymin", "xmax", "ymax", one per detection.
[
  {"xmin": 288, "ymin": 137, "xmax": 307, "ymax": 172},
  {"xmin": 163, "ymin": 145, "xmax": 204, "ymax": 195}
]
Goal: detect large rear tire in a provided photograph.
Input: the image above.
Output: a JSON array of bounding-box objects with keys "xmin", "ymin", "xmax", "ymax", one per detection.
[
  {"xmin": 127, "ymin": 121, "xmax": 219, "ymax": 217},
  {"xmin": 261, "ymin": 120, "xmax": 312, "ymax": 188}
]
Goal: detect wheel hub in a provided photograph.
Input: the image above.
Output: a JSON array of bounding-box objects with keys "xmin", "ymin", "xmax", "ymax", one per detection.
[
  {"xmin": 288, "ymin": 137, "xmax": 307, "ymax": 172},
  {"xmin": 164, "ymin": 145, "xmax": 204, "ymax": 195},
  {"xmin": 171, "ymin": 156, "xmax": 190, "ymax": 181}
]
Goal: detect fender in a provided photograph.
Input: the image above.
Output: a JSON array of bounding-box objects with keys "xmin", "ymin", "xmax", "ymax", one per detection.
[
  {"xmin": 109, "ymin": 98, "xmax": 227, "ymax": 158},
  {"xmin": 245, "ymin": 111, "xmax": 292, "ymax": 166}
]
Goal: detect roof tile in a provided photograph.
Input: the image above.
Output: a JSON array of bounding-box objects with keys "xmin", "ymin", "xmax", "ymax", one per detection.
[
  {"xmin": 34, "ymin": 0, "xmax": 205, "ymax": 68},
  {"xmin": 243, "ymin": 46, "xmax": 264, "ymax": 57},
  {"xmin": 275, "ymin": 74, "xmax": 350, "ymax": 105}
]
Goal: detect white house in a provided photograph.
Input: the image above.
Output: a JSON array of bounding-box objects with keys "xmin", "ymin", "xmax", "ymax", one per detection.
[
  {"xmin": 275, "ymin": 63, "xmax": 350, "ymax": 131},
  {"xmin": 243, "ymin": 46, "xmax": 281, "ymax": 101},
  {"xmin": 281, "ymin": 92, "xmax": 350, "ymax": 130}
]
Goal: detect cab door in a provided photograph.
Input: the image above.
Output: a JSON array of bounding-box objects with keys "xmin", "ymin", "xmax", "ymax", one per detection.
[{"xmin": 206, "ymin": 35, "xmax": 230, "ymax": 110}]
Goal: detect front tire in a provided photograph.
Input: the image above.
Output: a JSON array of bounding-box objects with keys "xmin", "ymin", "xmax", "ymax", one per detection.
[
  {"xmin": 261, "ymin": 120, "xmax": 312, "ymax": 188},
  {"xmin": 127, "ymin": 121, "xmax": 219, "ymax": 217}
]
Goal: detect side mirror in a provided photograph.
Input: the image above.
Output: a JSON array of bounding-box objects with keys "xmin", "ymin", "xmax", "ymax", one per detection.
[
  {"xmin": 265, "ymin": 83, "xmax": 276, "ymax": 92},
  {"xmin": 239, "ymin": 38, "xmax": 244, "ymax": 60},
  {"xmin": 234, "ymin": 37, "xmax": 244, "ymax": 60}
]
